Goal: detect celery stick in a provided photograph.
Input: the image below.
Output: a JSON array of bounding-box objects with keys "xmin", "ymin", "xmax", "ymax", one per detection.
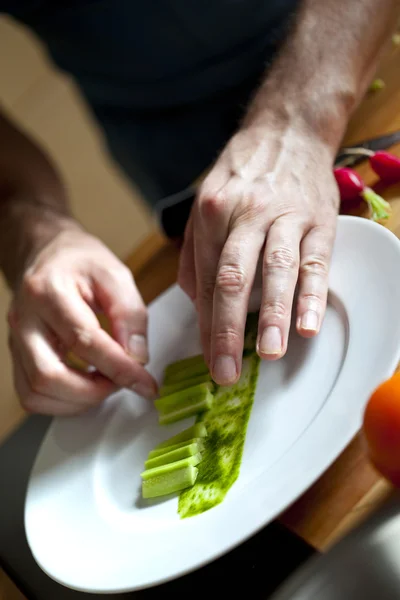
[
  {"xmin": 164, "ymin": 363, "xmax": 209, "ymax": 384},
  {"xmin": 148, "ymin": 437, "xmax": 205, "ymax": 459},
  {"xmin": 163, "ymin": 356, "xmax": 209, "ymax": 384},
  {"xmin": 142, "ymin": 466, "xmax": 198, "ymax": 499},
  {"xmin": 141, "ymin": 454, "xmax": 202, "ymax": 480},
  {"xmin": 145, "ymin": 442, "xmax": 200, "ymax": 469},
  {"xmin": 160, "ymin": 373, "xmax": 212, "ymax": 397},
  {"xmin": 164, "ymin": 354, "xmax": 206, "ymax": 376},
  {"xmin": 155, "ymin": 424, "xmax": 208, "ymax": 450},
  {"xmin": 155, "ymin": 382, "xmax": 213, "ymax": 412},
  {"xmin": 158, "ymin": 391, "xmax": 213, "ymax": 425}
]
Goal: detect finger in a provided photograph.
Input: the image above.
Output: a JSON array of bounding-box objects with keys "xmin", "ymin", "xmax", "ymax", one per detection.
[
  {"xmin": 11, "ymin": 317, "xmax": 118, "ymax": 407},
  {"xmin": 257, "ymin": 219, "xmax": 302, "ymax": 360},
  {"xmin": 30, "ymin": 289, "xmax": 157, "ymax": 399},
  {"xmin": 9, "ymin": 337, "xmax": 97, "ymax": 416},
  {"xmin": 194, "ymin": 192, "xmax": 228, "ymax": 366},
  {"xmin": 296, "ymin": 225, "xmax": 334, "ymax": 338},
  {"xmin": 211, "ymin": 225, "xmax": 265, "ymax": 385},
  {"xmin": 92, "ymin": 265, "xmax": 149, "ymax": 364},
  {"xmin": 178, "ymin": 211, "xmax": 196, "ymax": 301}
]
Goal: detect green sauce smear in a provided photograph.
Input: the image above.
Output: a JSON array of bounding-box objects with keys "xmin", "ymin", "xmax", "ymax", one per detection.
[{"xmin": 178, "ymin": 314, "xmax": 260, "ymax": 518}]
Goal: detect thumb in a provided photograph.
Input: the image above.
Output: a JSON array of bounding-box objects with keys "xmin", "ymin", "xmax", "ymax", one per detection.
[{"xmin": 93, "ymin": 265, "xmax": 149, "ymax": 365}]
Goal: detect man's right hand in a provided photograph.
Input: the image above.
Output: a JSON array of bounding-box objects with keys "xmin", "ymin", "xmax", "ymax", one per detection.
[{"xmin": 7, "ymin": 225, "xmax": 157, "ymax": 416}]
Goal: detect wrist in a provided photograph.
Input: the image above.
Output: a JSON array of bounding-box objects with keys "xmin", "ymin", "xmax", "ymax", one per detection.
[
  {"xmin": 233, "ymin": 112, "xmax": 338, "ymax": 180},
  {"xmin": 243, "ymin": 79, "xmax": 353, "ymax": 158},
  {"xmin": 0, "ymin": 192, "xmax": 81, "ymax": 290}
]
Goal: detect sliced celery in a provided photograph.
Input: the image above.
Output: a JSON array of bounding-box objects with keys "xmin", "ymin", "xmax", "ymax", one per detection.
[
  {"xmin": 142, "ymin": 466, "xmax": 198, "ymax": 499},
  {"xmin": 163, "ymin": 356, "xmax": 209, "ymax": 385},
  {"xmin": 160, "ymin": 373, "xmax": 212, "ymax": 397},
  {"xmin": 154, "ymin": 423, "xmax": 208, "ymax": 450},
  {"xmin": 148, "ymin": 437, "xmax": 205, "ymax": 459},
  {"xmin": 155, "ymin": 382, "xmax": 213, "ymax": 412},
  {"xmin": 164, "ymin": 354, "xmax": 206, "ymax": 376},
  {"xmin": 141, "ymin": 454, "xmax": 202, "ymax": 480},
  {"xmin": 158, "ymin": 391, "xmax": 213, "ymax": 425},
  {"xmin": 144, "ymin": 442, "xmax": 200, "ymax": 469}
]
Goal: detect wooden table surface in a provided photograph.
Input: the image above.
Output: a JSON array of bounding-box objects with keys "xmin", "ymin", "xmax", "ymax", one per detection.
[{"xmin": 1, "ymin": 35, "xmax": 400, "ymax": 600}]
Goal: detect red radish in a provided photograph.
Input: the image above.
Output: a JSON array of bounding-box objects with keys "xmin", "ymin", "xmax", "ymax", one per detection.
[
  {"xmin": 369, "ymin": 151, "xmax": 400, "ymax": 184},
  {"xmin": 334, "ymin": 167, "xmax": 391, "ymax": 222},
  {"xmin": 334, "ymin": 167, "xmax": 363, "ymax": 201},
  {"xmin": 338, "ymin": 147, "xmax": 400, "ymax": 184}
]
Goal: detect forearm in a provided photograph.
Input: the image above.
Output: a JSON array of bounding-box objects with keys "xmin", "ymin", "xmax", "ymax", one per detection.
[
  {"xmin": 0, "ymin": 110, "xmax": 79, "ymax": 289},
  {"xmin": 244, "ymin": 0, "xmax": 400, "ymax": 151}
]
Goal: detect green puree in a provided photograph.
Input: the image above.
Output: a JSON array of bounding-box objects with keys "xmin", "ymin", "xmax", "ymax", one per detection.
[{"xmin": 178, "ymin": 314, "xmax": 260, "ymax": 518}]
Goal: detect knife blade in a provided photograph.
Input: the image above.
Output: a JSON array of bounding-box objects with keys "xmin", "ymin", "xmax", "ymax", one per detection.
[{"xmin": 335, "ymin": 130, "xmax": 400, "ymax": 167}]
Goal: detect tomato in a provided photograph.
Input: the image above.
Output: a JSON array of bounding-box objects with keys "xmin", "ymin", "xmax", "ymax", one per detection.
[{"xmin": 363, "ymin": 372, "xmax": 400, "ymax": 486}]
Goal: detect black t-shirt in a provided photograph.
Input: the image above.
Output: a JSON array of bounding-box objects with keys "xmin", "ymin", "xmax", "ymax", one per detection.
[{"xmin": 1, "ymin": 1, "xmax": 299, "ymax": 214}]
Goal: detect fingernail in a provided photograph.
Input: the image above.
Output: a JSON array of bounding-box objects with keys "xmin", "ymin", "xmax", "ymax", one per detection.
[
  {"xmin": 258, "ymin": 326, "xmax": 282, "ymax": 356},
  {"xmin": 300, "ymin": 310, "xmax": 319, "ymax": 332},
  {"xmin": 128, "ymin": 334, "xmax": 148, "ymax": 364},
  {"xmin": 213, "ymin": 355, "xmax": 237, "ymax": 385},
  {"xmin": 131, "ymin": 381, "xmax": 157, "ymax": 400}
]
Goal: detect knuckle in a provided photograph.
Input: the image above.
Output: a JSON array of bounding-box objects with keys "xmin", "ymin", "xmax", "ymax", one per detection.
[
  {"xmin": 265, "ymin": 248, "xmax": 298, "ymax": 274},
  {"xmin": 300, "ymin": 254, "xmax": 329, "ymax": 277},
  {"xmin": 68, "ymin": 326, "xmax": 96, "ymax": 354},
  {"xmin": 23, "ymin": 272, "xmax": 45, "ymax": 299},
  {"xmin": 198, "ymin": 190, "xmax": 225, "ymax": 222},
  {"xmin": 216, "ymin": 264, "xmax": 247, "ymax": 295},
  {"xmin": 214, "ymin": 328, "xmax": 241, "ymax": 347},
  {"xmin": 261, "ymin": 300, "xmax": 288, "ymax": 321},
  {"xmin": 300, "ymin": 292, "xmax": 324, "ymax": 304},
  {"xmin": 116, "ymin": 265, "xmax": 134, "ymax": 287},
  {"xmin": 99, "ymin": 263, "xmax": 133, "ymax": 289}
]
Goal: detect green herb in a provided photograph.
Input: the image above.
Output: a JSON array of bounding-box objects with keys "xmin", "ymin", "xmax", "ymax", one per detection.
[{"xmin": 178, "ymin": 313, "xmax": 260, "ymax": 518}]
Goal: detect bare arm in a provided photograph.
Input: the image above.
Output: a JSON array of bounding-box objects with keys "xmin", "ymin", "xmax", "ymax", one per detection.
[
  {"xmin": 0, "ymin": 110, "xmax": 78, "ymax": 290},
  {"xmin": 180, "ymin": 0, "xmax": 400, "ymax": 385},
  {"xmin": 244, "ymin": 0, "xmax": 400, "ymax": 145}
]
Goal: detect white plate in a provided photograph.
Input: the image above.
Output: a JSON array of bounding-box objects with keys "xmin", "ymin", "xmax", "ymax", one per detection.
[{"xmin": 25, "ymin": 216, "xmax": 400, "ymax": 594}]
